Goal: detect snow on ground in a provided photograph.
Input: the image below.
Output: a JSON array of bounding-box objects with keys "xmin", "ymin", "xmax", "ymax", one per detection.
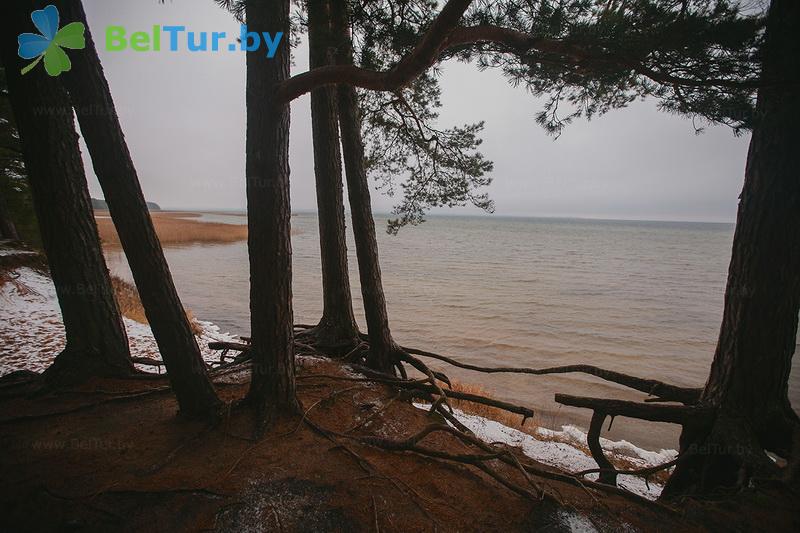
[
  {"xmin": 414, "ymin": 403, "xmax": 676, "ymax": 500},
  {"xmin": 0, "ymin": 248, "xmax": 36, "ymax": 257},
  {"xmin": 1, "ymin": 253, "xmax": 676, "ymax": 503},
  {"xmin": 0, "ymin": 266, "xmax": 239, "ymax": 374}
]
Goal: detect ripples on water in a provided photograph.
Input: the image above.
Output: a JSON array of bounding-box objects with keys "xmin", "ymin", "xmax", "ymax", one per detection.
[{"xmin": 105, "ymin": 213, "xmax": 800, "ymax": 450}]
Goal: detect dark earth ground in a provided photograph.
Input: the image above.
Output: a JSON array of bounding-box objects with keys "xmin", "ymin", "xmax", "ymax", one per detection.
[{"xmin": 0, "ymin": 357, "xmax": 797, "ymax": 532}]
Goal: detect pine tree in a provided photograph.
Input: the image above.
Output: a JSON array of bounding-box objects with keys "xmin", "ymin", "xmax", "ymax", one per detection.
[
  {"xmin": 1, "ymin": 3, "xmax": 133, "ymax": 382},
  {"xmin": 54, "ymin": 0, "xmax": 221, "ymax": 419},
  {"xmin": 243, "ymin": 0, "xmax": 300, "ymax": 428}
]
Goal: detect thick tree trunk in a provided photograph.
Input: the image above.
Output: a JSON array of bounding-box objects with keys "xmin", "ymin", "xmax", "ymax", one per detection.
[
  {"xmin": 330, "ymin": 0, "xmax": 400, "ymax": 374},
  {"xmin": 244, "ymin": 0, "xmax": 299, "ymax": 425},
  {"xmin": 0, "ymin": 190, "xmax": 19, "ymax": 240},
  {"xmin": 53, "ymin": 0, "xmax": 221, "ymax": 418},
  {"xmin": 664, "ymin": 0, "xmax": 800, "ymax": 496},
  {"xmin": 1, "ymin": 4, "xmax": 132, "ymax": 381},
  {"xmin": 306, "ymin": 0, "xmax": 360, "ymax": 349}
]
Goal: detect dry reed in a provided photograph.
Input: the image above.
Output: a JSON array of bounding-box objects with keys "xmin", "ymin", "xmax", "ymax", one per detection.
[
  {"xmin": 111, "ymin": 275, "xmax": 203, "ymax": 335},
  {"xmin": 95, "ymin": 212, "xmax": 248, "ymax": 247}
]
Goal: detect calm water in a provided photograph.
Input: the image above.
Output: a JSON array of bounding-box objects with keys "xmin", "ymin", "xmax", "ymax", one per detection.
[{"xmin": 105, "ymin": 213, "xmax": 800, "ymax": 450}]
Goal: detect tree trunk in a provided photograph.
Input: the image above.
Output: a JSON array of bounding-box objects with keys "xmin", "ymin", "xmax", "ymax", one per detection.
[
  {"xmin": 330, "ymin": 0, "xmax": 400, "ymax": 374},
  {"xmin": 53, "ymin": 0, "xmax": 220, "ymax": 419},
  {"xmin": 663, "ymin": 0, "xmax": 800, "ymax": 496},
  {"xmin": 1, "ymin": 4, "xmax": 132, "ymax": 381},
  {"xmin": 0, "ymin": 189, "xmax": 19, "ymax": 240},
  {"xmin": 306, "ymin": 0, "xmax": 360, "ymax": 349},
  {"xmin": 244, "ymin": 0, "xmax": 299, "ymax": 426}
]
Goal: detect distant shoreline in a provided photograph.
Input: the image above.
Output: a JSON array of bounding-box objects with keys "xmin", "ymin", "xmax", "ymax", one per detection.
[
  {"xmin": 95, "ymin": 210, "xmax": 247, "ymax": 247},
  {"xmin": 162, "ymin": 209, "xmax": 736, "ymax": 228},
  {"xmin": 94, "ymin": 210, "xmax": 305, "ymax": 247}
]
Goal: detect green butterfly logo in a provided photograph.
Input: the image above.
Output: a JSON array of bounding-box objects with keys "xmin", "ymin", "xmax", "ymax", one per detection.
[{"xmin": 18, "ymin": 5, "xmax": 86, "ymax": 77}]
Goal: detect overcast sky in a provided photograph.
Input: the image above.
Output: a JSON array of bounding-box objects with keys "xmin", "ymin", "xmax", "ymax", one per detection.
[{"xmin": 80, "ymin": 0, "xmax": 751, "ymax": 223}]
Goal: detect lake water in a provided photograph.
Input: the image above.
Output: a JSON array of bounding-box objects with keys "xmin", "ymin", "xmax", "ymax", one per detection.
[{"xmin": 105, "ymin": 213, "xmax": 800, "ymax": 451}]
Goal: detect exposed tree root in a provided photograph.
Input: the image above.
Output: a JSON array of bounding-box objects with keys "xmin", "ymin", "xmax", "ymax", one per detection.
[
  {"xmin": 302, "ymin": 416, "xmax": 445, "ymax": 529},
  {"xmin": 298, "ymin": 371, "xmax": 534, "ymax": 421},
  {"xmin": 0, "ymin": 386, "xmax": 174, "ymax": 425},
  {"xmin": 403, "ymin": 345, "xmax": 702, "ymax": 404},
  {"xmin": 41, "ymin": 348, "xmax": 136, "ymax": 388},
  {"xmin": 661, "ymin": 409, "xmax": 795, "ymax": 498},
  {"xmin": 554, "ymin": 394, "xmax": 712, "ymax": 425},
  {"xmin": 574, "ymin": 456, "xmax": 683, "ymax": 493},
  {"xmin": 294, "ymin": 320, "xmax": 361, "ymax": 356},
  {"xmin": 555, "ymin": 393, "xmax": 713, "ymax": 488}
]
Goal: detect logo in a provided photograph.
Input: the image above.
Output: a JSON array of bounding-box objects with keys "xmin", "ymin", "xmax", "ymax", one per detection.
[
  {"xmin": 18, "ymin": 5, "xmax": 86, "ymax": 77},
  {"xmin": 105, "ymin": 25, "xmax": 283, "ymax": 57}
]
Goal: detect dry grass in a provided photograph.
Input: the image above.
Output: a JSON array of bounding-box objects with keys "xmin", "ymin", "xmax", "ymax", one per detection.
[
  {"xmin": 111, "ymin": 275, "xmax": 203, "ymax": 335},
  {"xmin": 0, "ymin": 250, "xmax": 48, "ymax": 294},
  {"xmin": 446, "ymin": 379, "xmax": 541, "ymax": 434},
  {"xmin": 111, "ymin": 275, "xmax": 147, "ymax": 323},
  {"xmin": 96, "ymin": 211, "xmax": 248, "ymax": 247}
]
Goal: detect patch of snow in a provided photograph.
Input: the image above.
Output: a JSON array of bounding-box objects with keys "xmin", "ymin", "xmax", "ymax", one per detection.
[
  {"xmin": 0, "ymin": 248, "xmax": 36, "ymax": 257},
  {"xmin": 0, "ymin": 267, "xmax": 239, "ymax": 375},
  {"xmin": 558, "ymin": 509, "xmax": 600, "ymax": 532},
  {"xmin": 413, "ymin": 402, "xmax": 675, "ymax": 500}
]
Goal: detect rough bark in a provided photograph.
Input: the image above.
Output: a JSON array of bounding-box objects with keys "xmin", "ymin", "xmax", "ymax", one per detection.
[
  {"xmin": 1, "ymin": 3, "xmax": 132, "ymax": 380},
  {"xmin": 0, "ymin": 190, "xmax": 19, "ymax": 240},
  {"xmin": 331, "ymin": 0, "xmax": 400, "ymax": 374},
  {"xmin": 306, "ymin": 0, "xmax": 360, "ymax": 349},
  {"xmin": 663, "ymin": 0, "xmax": 800, "ymax": 496},
  {"xmin": 54, "ymin": 0, "xmax": 220, "ymax": 418},
  {"xmin": 244, "ymin": 0, "xmax": 299, "ymax": 424}
]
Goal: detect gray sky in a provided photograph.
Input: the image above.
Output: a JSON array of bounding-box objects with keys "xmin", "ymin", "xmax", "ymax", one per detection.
[{"xmin": 80, "ymin": 0, "xmax": 751, "ymax": 223}]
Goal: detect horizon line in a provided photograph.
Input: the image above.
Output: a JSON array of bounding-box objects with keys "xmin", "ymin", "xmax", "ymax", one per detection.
[{"xmin": 152, "ymin": 207, "xmax": 736, "ymax": 226}]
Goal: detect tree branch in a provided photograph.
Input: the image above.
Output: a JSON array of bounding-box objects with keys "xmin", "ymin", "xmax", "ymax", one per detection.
[
  {"xmin": 276, "ymin": 20, "xmax": 762, "ymax": 103},
  {"xmin": 276, "ymin": 0, "xmax": 473, "ymax": 101}
]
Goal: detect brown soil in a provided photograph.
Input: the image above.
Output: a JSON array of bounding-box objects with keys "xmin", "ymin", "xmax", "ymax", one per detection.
[{"xmin": 0, "ymin": 358, "xmax": 796, "ymax": 532}]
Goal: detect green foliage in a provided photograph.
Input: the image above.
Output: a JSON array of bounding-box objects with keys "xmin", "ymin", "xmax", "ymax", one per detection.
[
  {"xmin": 361, "ymin": 74, "xmax": 493, "ymax": 234},
  {"xmin": 213, "ymin": 0, "xmax": 247, "ymax": 23},
  {"xmin": 350, "ymin": 0, "xmax": 495, "ymax": 232},
  {"xmin": 0, "ymin": 68, "xmax": 40, "ymax": 246},
  {"xmin": 215, "ymin": 1, "xmax": 764, "ymax": 231},
  {"xmin": 456, "ymin": 0, "xmax": 764, "ymax": 136}
]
